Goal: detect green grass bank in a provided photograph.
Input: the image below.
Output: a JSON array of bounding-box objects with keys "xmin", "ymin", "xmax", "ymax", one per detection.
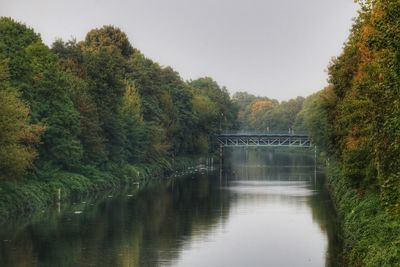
[
  {"xmin": 326, "ymin": 163, "xmax": 400, "ymax": 266},
  {"xmin": 0, "ymin": 156, "xmax": 205, "ymax": 223}
]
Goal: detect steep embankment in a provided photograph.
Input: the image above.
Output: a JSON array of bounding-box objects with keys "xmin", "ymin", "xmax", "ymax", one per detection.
[{"xmin": 327, "ymin": 163, "xmax": 400, "ymax": 266}]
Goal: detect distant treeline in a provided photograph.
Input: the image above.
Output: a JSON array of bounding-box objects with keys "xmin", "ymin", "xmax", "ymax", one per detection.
[
  {"xmin": 232, "ymin": 92, "xmax": 304, "ymax": 133},
  {"xmin": 0, "ymin": 17, "xmax": 238, "ymax": 180}
]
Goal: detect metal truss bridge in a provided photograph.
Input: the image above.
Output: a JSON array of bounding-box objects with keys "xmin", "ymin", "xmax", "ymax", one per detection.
[{"xmin": 216, "ymin": 133, "xmax": 313, "ymax": 148}]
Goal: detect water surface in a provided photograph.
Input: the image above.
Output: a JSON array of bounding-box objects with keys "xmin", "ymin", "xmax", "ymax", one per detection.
[{"xmin": 0, "ymin": 149, "xmax": 341, "ymax": 266}]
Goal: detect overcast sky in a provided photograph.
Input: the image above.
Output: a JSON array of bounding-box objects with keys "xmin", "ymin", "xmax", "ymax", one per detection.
[{"xmin": 0, "ymin": 0, "xmax": 359, "ymax": 100}]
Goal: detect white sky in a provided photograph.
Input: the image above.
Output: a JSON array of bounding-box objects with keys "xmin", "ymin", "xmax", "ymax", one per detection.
[{"xmin": 0, "ymin": 0, "xmax": 359, "ymax": 100}]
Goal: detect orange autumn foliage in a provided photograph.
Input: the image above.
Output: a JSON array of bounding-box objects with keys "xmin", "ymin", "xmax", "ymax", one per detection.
[{"xmin": 250, "ymin": 100, "xmax": 274, "ymax": 114}]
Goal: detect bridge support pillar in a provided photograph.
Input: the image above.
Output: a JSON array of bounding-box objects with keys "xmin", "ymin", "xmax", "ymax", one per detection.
[{"xmin": 314, "ymin": 145, "xmax": 317, "ymax": 167}]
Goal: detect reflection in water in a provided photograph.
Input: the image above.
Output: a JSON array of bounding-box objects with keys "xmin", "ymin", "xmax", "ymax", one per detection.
[{"xmin": 0, "ymin": 149, "xmax": 341, "ymax": 267}]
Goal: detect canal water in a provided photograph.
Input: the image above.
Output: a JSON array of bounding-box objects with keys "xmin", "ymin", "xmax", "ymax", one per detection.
[{"xmin": 0, "ymin": 149, "xmax": 341, "ymax": 267}]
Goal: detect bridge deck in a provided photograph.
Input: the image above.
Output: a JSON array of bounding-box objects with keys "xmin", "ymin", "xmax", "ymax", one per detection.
[{"xmin": 216, "ymin": 133, "xmax": 312, "ymax": 147}]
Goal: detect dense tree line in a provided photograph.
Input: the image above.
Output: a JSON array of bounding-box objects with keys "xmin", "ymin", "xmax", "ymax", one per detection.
[
  {"xmin": 296, "ymin": 0, "xmax": 400, "ymax": 213},
  {"xmin": 232, "ymin": 91, "xmax": 304, "ymax": 133},
  {"xmin": 0, "ymin": 18, "xmax": 238, "ymax": 180}
]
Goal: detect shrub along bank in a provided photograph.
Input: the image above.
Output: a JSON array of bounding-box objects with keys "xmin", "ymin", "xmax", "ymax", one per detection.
[
  {"xmin": 0, "ymin": 157, "xmax": 200, "ymax": 223},
  {"xmin": 326, "ymin": 163, "xmax": 400, "ymax": 266}
]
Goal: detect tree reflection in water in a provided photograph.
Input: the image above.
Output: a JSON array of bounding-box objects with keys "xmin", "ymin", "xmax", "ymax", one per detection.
[{"xmin": 0, "ymin": 149, "xmax": 341, "ymax": 267}]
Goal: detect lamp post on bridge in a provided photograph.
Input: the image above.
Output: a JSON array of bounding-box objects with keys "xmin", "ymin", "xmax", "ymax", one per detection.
[{"xmin": 219, "ymin": 112, "xmax": 224, "ymax": 132}]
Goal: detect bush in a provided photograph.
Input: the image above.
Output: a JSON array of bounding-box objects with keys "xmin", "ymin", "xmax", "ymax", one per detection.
[
  {"xmin": 327, "ymin": 163, "xmax": 400, "ymax": 266},
  {"xmin": 0, "ymin": 156, "xmax": 199, "ymax": 222}
]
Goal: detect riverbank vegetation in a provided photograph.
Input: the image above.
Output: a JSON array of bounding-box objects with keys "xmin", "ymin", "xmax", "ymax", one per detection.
[
  {"xmin": 295, "ymin": 1, "xmax": 400, "ymax": 265},
  {"xmin": 327, "ymin": 162, "xmax": 399, "ymax": 266},
  {"xmin": 0, "ymin": 17, "xmax": 238, "ymax": 220},
  {"xmin": 299, "ymin": 0, "xmax": 400, "ymax": 213}
]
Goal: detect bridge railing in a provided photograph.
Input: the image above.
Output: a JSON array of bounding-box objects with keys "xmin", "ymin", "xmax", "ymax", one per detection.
[{"xmin": 218, "ymin": 130, "xmax": 310, "ymax": 136}]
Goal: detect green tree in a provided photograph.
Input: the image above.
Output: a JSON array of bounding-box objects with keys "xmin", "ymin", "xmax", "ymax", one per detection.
[
  {"xmin": 0, "ymin": 61, "xmax": 43, "ymax": 179},
  {"xmin": 190, "ymin": 77, "xmax": 238, "ymax": 132},
  {"xmin": 160, "ymin": 67, "xmax": 196, "ymax": 155},
  {"xmin": 121, "ymin": 81, "xmax": 144, "ymax": 163},
  {"xmin": 52, "ymin": 39, "xmax": 107, "ymax": 165},
  {"xmin": 81, "ymin": 37, "xmax": 127, "ymax": 164},
  {"xmin": 0, "ymin": 18, "xmax": 83, "ymax": 169},
  {"xmin": 0, "ymin": 90, "xmax": 42, "ymax": 179},
  {"xmin": 84, "ymin": 26, "xmax": 134, "ymax": 58},
  {"xmin": 294, "ymin": 87, "xmax": 336, "ymax": 152},
  {"xmin": 127, "ymin": 51, "xmax": 165, "ymax": 122}
]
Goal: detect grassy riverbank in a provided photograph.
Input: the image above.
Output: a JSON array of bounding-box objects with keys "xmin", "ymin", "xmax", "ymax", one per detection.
[
  {"xmin": 326, "ymin": 163, "xmax": 400, "ymax": 266},
  {"xmin": 0, "ymin": 156, "xmax": 203, "ymax": 223}
]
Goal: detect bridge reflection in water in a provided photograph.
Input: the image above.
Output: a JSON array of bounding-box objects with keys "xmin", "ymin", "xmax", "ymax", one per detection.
[{"xmin": 215, "ymin": 132, "xmax": 317, "ymax": 186}]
